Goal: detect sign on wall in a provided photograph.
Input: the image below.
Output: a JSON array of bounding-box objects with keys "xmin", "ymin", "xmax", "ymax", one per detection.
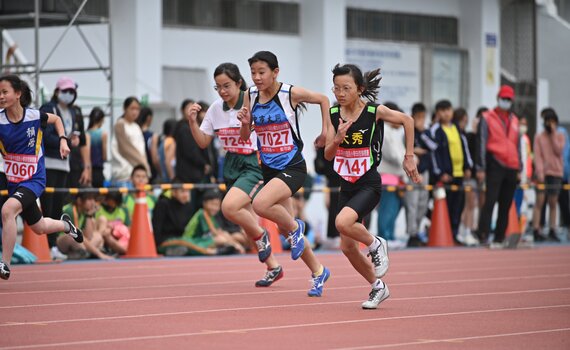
[{"xmin": 345, "ymin": 40, "xmax": 421, "ymax": 114}]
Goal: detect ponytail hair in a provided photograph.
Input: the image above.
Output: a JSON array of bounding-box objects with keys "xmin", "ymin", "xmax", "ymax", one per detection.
[
  {"xmin": 0, "ymin": 74, "xmax": 33, "ymax": 107},
  {"xmin": 214, "ymin": 62, "xmax": 247, "ymax": 91},
  {"xmin": 332, "ymin": 64, "xmax": 381, "ymax": 103}
]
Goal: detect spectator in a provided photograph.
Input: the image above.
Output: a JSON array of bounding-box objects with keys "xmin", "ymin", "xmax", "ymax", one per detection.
[
  {"xmin": 453, "ymin": 107, "xmax": 479, "ymax": 245},
  {"xmin": 473, "ymin": 107, "xmax": 489, "ymax": 211},
  {"xmin": 95, "ymin": 191, "xmax": 130, "ymax": 255},
  {"xmin": 161, "ymin": 190, "xmax": 247, "ymax": 256},
  {"xmin": 57, "ymin": 192, "xmax": 114, "ymax": 260},
  {"xmin": 67, "ymin": 106, "xmax": 91, "ymax": 188},
  {"xmin": 376, "ymin": 102, "xmax": 405, "ymax": 247},
  {"xmin": 158, "ymin": 119, "xmax": 177, "ymax": 183},
  {"xmin": 532, "ymin": 108, "xmax": 565, "ymax": 242},
  {"xmin": 404, "ymin": 102, "xmax": 432, "ymax": 247},
  {"xmin": 152, "ymin": 179, "xmax": 193, "ymax": 247},
  {"xmin": 137, "ymin": 107, "xmax": 160, "ymax": 183},
  {"xmin": 432, "ymin": 101, "xmax": 473, "ymax": 244},
  {"xmin": 110, "ymin": 97, "xmax": 149, "ymax": 187},
  {"xmin": 555, "ymin": 116, "xmax": 570, "ymax": 236},
  {"xmin": 514, "ymin": 116, "xmax": 533, "ymax": 218},
  {"xmin": 175, "ymin": 99, "xmax": 211, "ymax": 212},
  {"xmin": 475, "ymin": 85, "xmax": 521, "ymax": 246},
  {"xmin": 196, "ymin": 101, "xmax": 220, "ymax": 183},
  {"xmin": 86, "ymin": 107, "xmax": 107, "ymax": 188},
  {"xmin": 123, "ymin": 164, "xmax": 157, "ymax": 220},
  {"xmin": 39, "ymin": 77, "xmax": 91, "ymax": 257}
]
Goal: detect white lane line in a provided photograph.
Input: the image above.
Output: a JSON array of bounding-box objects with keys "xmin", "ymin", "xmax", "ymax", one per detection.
[
  {"xmin": 1, "ymin": 304, "xmax": 569, "ymax": 349},
  {"xmin": 334, "ymin": 328, "xmax": 570, "ymax": 349},
  {"xmin": 5, "ymin": 262, "xmax": 567, "ymax": 286},
  {"xmin": 2, "ymin": 271, "xmax": 569, "ymax": 301},
  {"xmin": 2, "ymin": 287, "xmax": 569, "ymax": 326},
  {"xmin": 13, "ymin": 254, "xmax": 567, "ymax": 275}
]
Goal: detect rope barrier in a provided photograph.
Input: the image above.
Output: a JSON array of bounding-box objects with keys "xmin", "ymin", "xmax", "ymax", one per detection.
[{"xmin": 1, "ymin": 182, "xmax": 569, "ymax": 196}]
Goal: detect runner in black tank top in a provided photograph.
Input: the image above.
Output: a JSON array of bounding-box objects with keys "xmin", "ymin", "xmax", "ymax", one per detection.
[{"xmin": 325, "ymin": 64, "xmax": 421, "ymax": 309}]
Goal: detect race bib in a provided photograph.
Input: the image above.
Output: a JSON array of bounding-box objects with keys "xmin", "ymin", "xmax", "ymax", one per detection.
[
  {"xmin": 334, "ymin": 147, "xmax": 370, "ymax": 183},
  {"xmin": 4, "ymin": 153, "xmax": 38, "ymax": 183},
  {"xmin": 255, "ymin": 122, "xmax": 294, "ymax": 154},
  {"xmin": 216, "ymin": 128, "xmax": 255, "ymax": 155}
]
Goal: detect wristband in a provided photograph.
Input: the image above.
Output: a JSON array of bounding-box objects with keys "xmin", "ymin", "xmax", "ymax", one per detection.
[{"xmin": 59, "ymin": 135, "xmax": 68, "ymax": 142}]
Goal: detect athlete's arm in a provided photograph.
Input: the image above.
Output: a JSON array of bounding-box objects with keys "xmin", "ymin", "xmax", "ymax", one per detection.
[
  {"xmin": 237, "ymin": 92, "xmax": 252, "ymax": 141},
  {"xmin": 376, "ymin": 106, "xmax": 421, "ymax": 183},
  {"xmin": 47, "ymin": 113, "xmax": 71, "ymax": 159},
  {"xmin": 187, "ymin": 103, "xmax": 214, "ymax": 149},
  {"xmin": 324, "ymin": 117, "xmax": 352, "ymax": 161},
  {"xmin": 291, "ymin": 86, "xmax": 330, "ymax": 147}
]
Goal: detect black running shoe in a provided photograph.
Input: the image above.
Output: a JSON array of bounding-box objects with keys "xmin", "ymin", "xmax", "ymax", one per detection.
[
  {"xmin": 255, "ymin": 229, "xmax": 272, "ymax": 263},
  {"xmin": 0, "ymin": 261, "xmax": 11, "ymax": 280},
  {"xmin": 61, "ymin": 213, "xmax": 84, "ymax": 243},
  {"xmin": 255, "ymin": 266, "xmax": 283, "ymax": 287}
]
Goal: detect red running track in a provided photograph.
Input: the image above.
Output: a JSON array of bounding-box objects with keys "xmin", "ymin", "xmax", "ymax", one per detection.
[{"xmin": 0, "ymin": 246, "xmax": 569, "ymax": 349}]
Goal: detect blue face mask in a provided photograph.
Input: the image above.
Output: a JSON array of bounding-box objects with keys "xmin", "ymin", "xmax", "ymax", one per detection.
[
  {"xmin": 58, "ymin": 91, "xmax": 75, "ymax": 105},
  {"xmin": 497, "ymin": 98, "xmax": 512, "ymax": 111}
]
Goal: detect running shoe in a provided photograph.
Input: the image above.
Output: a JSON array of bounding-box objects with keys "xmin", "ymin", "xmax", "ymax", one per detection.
[
  {"xmin": 0, "ymin": 261, "xmax": 10, "ymax": 280},
  {"xmin": 255, "ymin": 265, "xmax": 284, "ymax": 287},
  {"xmin": 289, "ymin": 219, "xmax": 306, "ymax": 260},
  {"xmin": 368, "ymin": 236, "xmax": 389, "ymax": 278},
  {"xmin": 255, "ymin": 229, "xmax": 272, "ymax": 263},
  {"xmin": 308, "ymin": 266, "xmax": 330, "ymax": 297},
  {"xmin": 61, "ymin": 213, "xmax": 84, "ymax": 243},
  {"xmin": 362, "ymin": 283, "xmax": 390, "ymax": 309}
]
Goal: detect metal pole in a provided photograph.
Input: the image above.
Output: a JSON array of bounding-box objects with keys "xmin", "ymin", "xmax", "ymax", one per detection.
[
  {"xmin": 108, "ymin": 18, "xmax": 114, "ymax": 143},
  {"xmin": 34, "ymin": 0, "xmax": 40, "ymax": 106}
]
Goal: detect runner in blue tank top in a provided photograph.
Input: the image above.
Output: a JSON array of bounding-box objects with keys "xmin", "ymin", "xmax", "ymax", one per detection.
[
  {"xmin": 237, "ymin": 51, "xmax": 331, "ymax": 297},
  {"xmin": 325, "ymin": 64, "xmax": 421, "ymax": 309},
  {"xmin": 0, "ymin": 75, "xmax": 83, "ymax": 281}
]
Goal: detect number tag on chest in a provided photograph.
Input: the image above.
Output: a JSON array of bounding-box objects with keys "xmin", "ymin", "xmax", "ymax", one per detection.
[
  {"xmin": 3, "ymin": 153, "xmax": 38, "ymax": 183},
  {"xmin": 255, "ymin": 122, "xmax": 293, "ymax": 154},
  {"xmin": 216, "ymin": 128, "xmax": 255, "ymax": 155},
  {"xmin": 334, "ymin": 147, "xmax": 370, "ymax": 183}
]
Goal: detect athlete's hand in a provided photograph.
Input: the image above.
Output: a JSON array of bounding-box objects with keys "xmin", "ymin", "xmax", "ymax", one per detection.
[
  {"xmin": 187, "ymin": 103, "xmax": 201, "ymax": 125},
  {"xmin": 334, "ymin": 118, "xmax": 352, "ymax": 145},
  {"xmin": 314, "ymin": 132, "xmax": 326, "ymax": 148},
  {"xmin": 403, "ymin": 156, "xmax": 422, "ymax": 184},
  {"xmin": 60, "ymin": 138, "xmax": 71, "ymax": 159},
  {"xmin": 237, "ymin": 107, "xmax": 251, "ymax": 126}
]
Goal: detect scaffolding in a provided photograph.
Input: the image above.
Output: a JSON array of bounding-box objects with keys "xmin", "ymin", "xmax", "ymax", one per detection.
[{"xmin": 0, "ymin": 0, "xmax": 113, "ymax": 119}]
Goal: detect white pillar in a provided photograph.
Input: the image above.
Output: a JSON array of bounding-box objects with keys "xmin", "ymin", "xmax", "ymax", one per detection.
[
  {"xmin": 460, "ymin": 0, "xmax": 501, "ymax": 118},
  {"xmin": 109, "ymin": 0, "xmax": 162, "ymax": 104}
]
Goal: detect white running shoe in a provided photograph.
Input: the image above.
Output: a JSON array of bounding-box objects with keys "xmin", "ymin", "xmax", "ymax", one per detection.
[
  {"xmin": 368, "ymin": 237, "xmax": 389, "ymax": 278},
  {"xmin": 50, "ymin": 246, "xmax": 68, "ymax": 261},
  {"xmin": 362, "ymin": 283, "xmax": 390, "ymax": 309}
]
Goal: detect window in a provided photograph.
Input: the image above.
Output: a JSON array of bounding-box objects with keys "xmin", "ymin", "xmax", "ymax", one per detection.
[
  {"xmin": 347, "ymin": 9, "xmax": 458, "ymax": 46},
  {"xmin": 163, "ymin": 0, "xmax": 299, "ymax": 34}
]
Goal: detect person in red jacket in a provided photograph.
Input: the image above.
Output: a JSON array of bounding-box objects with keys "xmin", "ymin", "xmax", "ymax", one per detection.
[{"xmin": 475, "ymin": 85, "xmax": 521, "ymax": 246}]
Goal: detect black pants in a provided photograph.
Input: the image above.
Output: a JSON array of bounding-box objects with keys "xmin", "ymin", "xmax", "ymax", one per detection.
[
  {"xmin": 446, "ymin": 177, "xmax": 465, "ymax": 239},
  {"xmin": 559, "ymin": 180, "xmax": 570, "ymax": 228},
  {"xmin": 40, "ymin": 169, "xmax": 68, "ymax": 247},
  {"xmin": 478, "ymin": 158, "xmax": 518, "ymax": 243}
]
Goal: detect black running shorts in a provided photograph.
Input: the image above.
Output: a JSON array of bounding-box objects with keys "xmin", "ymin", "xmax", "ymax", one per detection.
[
  {"xmin": 11, "ymin": 186, "xmax": 43, "ymax": 225},
  {"xmin": 261, "ymin": 160, "xmax": 307, "ymax": 195},
  {"xmin": 338, "ymin": 186, "xmax": 381, "ymax": 222}
]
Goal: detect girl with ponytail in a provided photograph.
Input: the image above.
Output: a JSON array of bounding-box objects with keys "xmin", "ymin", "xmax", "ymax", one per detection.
[
  {"xmin": 0, "ymin": 75, "xmax": 83, "ymax": 281},
  {"xmin": 324, "ymin": 64, "xmax": 421, "ymax": 309},
  {"xmin": 186, "ymin": 62, "xmax": 284, "ymax": 287}
]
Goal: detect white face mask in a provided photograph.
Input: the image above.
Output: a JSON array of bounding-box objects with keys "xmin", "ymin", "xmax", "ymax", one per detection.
[
  {"xmin": 58, "ymin": 91, "xmax": 75, "ymax": 105},
  {"xmin": 519, "ymin": 125, "xmax": 528, "ymax": 135},
  {"xmin": 497, "ymin": 98, "xmax": 512, "ymax": 111}
]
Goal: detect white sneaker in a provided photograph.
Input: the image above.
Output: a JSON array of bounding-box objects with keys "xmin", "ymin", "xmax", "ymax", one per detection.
[
  {"xmin": 51, "ymin": 247, "xmax": 68, "ymax": 261},
  {"xmin": 362, "ymin": 283, "xmax": 390, "ymax": 309},
  {"xmin": 463, "ymin": 232, "xmax": 480, "ymax": 246},
  {"xmin": 368, "ymin": 237, "xmax": 389, "ymax": 278}
]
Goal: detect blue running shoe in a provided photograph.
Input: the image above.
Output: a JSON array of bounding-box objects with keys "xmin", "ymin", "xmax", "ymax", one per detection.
[
  {"xmin": 308, "ymin": 266, "xmax": 330, "ymax": 297},
  {"xmin": 289, "ymin": 219, "xmax": 306, "ymax": 260},
  {"xmin": 255, "ymin": 229, "xmax": 272, "ymax": 263}
]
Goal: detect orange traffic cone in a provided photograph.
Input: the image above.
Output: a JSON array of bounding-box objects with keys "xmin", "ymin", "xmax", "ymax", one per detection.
[
  {"xmin": 259, "ymin": 217, "xmax": 283, "ymax": 254},
  {"xmin": 124, "ymin": 190, "xmax": 158, "ymax": 258},
  {"xmin": 504, "ymin": 201, "xmax": 521, "ymax": 249},
  {"xmin": 21, "ymin": 223, "xmax": 52, "ymax": 263},
  {"xmin": 428, "ymin": 184, "xmax": 454, "ymax": 247}
]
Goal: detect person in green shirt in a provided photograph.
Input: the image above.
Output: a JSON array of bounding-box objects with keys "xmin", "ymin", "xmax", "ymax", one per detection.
[
  {"xmin": 96, "ymin": 191, "xmax": 130, "ymax": 255},
  {"xmin": 57, "ymin": 192, "xmax": 115, "ymax": 260},
  {"xmin": 124, "ymin": 164, "xmax": 157, "ymax": 219}
]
